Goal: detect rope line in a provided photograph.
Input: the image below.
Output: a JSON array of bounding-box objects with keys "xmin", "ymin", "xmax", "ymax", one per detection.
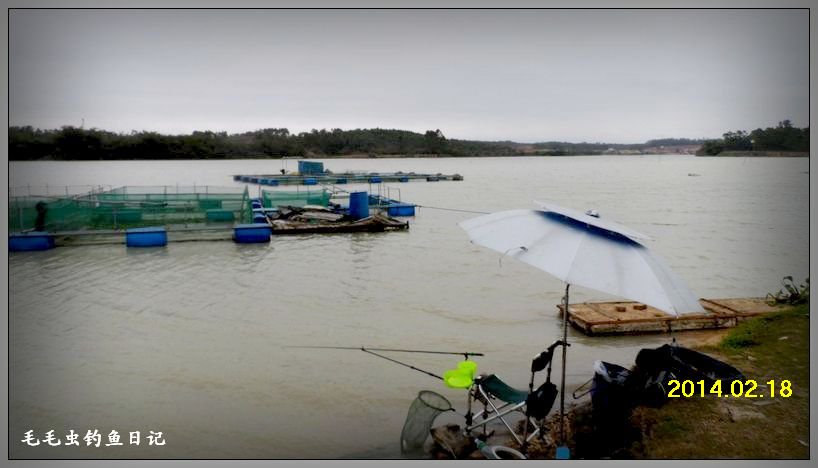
[{"xmin": 416, "ymin": 205, "xmax": 490, "ymax": 215}]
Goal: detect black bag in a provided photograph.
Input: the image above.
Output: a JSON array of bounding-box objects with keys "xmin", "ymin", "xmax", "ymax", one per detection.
[{"xmin": 525, "ymin": 380, "xmax": 558, "ymax": 420}]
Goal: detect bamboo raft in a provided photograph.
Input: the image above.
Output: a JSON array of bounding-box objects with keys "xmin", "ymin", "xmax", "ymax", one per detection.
[{"xmin": 557, "ymin": 298, "xmax": 785, "ymax": 336}]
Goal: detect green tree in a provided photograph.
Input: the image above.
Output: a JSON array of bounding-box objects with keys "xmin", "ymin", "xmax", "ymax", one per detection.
[
  {"xmin": 54, "ymin": 126, "xmax": 104, "ymax": 159},
  {"xmin": 424, "ymin": 129, "xmax": 447, "ymax": 154},
  {"xmin": 722, "ymin": 130, "xmax": 752, "ymax": 151}
]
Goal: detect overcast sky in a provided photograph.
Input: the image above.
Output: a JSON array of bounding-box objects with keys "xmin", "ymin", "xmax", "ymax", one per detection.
[{"xmin": 9, "ymin": 9, "xmax": 809, "ymax": 143}]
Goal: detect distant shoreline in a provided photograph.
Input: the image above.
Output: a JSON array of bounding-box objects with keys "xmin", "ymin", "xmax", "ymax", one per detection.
[
  {"xmin": 696, "ymin": 150, "xmax": 809, "ymax": 158},
  {"xmin": 11, "ymin": 153, "xmax": 700, "ymax": 161}
]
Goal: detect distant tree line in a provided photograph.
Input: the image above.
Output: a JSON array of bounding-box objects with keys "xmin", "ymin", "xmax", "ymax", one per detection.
[
  {"xmin": 8, "ymin": 126, "xmax": 525, "ymax": 160},
  {"xmin": 8, "ymin": 125, "xmax": 715, "ymax": 160},
  {"xmin": 698, "ymin": 120, "xmax": 809, "ymax": 155}
]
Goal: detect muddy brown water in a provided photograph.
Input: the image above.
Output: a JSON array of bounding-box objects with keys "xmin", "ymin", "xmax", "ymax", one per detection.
[{"xmin": 9, "ymin": 156, "xmax": 808, "ymax": 458}]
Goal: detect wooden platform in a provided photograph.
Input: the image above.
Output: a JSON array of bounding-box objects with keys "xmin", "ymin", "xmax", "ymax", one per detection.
[{"xmin": 557, "ymin": 298, "xmax": 784, "ymax": 336}]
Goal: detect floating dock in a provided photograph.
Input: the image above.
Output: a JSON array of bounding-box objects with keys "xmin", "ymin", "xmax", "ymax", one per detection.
[
  {"xmin": 235, "ymin": 160, "xmax": 462, "ymax": 186},
  {"xmin": 558, "ymin": 298, "xmax": 784, "ymax": 336},
  {"xmin": 233, "ymin": 172, "xmax": 463, "ymax": 186}
]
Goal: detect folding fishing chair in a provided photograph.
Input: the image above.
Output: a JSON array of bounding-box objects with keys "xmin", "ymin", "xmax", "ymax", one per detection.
[{"xmin": 463, "ymin": 340, "xmax": 564, "ymax": 450}]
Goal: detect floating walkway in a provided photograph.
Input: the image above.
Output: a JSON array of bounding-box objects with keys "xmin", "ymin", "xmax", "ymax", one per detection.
[
  {"xmin": 233, "ymin": 171, "xmax": 463, "ymax": 186},
  {"xmin": 558, "ymin": 298, "xmax": 784, "ymax": 336},
  {"xmin": 235, "ymin": 160, "xmax": 462, "ymax": 186}
]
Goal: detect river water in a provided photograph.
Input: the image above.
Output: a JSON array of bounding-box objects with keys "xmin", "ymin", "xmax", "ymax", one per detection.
[{"xmin": 8, "ymin": 156, "xmax": 809, "ymax": 458}]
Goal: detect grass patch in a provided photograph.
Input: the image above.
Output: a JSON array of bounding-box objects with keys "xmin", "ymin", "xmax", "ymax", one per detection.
[
  {"xmin": 720, "ymin": 318, "xmax": 765, "ymax": 349},
  {"xmin": 631, "ymin": 304, "xmax": 809, "ymax": 459},
  {"xmin": 720, "ymin": 306, "xmax": 807, "ymax": 350}
]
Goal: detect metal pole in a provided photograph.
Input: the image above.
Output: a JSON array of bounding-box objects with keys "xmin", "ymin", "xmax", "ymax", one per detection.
[{"xmin": 560, "ymin": 283, "xmax": 570, "ymax": 444}]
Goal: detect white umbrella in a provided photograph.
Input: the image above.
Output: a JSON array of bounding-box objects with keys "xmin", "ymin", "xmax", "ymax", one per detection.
[{"xmin": 459, "ymin": 202, "xmax": 704, "ymax": 444}]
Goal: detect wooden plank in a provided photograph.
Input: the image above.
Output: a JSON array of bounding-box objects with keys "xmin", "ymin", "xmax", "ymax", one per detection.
[
  {"xmin": 586, "ymin": 302, "xmax": 621, "ymax": 321},
  {"xmin": 567, "ymin": 304, "xmax": 616, "ymax": 323},
  {"xmin": 710, "ymin": 297, "xmax": 782, "ymax": 315},
  {"xmin": 700, "ymin": 298, "xmax": 741, "ymax": 314}
]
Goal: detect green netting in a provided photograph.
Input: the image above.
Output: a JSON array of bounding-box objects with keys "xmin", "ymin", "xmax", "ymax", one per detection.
[
  {"xmin": 9, "ymin": 196, "xmax": 97, "ymax": 232},
  {"xmin": 8, "ymin": 186, "xmax": 252, "ymax": 232},
  {"xmin": 261, "ymin": 189, "xmax": 331, "ymax": 208}
]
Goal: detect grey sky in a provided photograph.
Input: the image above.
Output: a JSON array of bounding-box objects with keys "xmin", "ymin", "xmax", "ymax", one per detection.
[{"xmin": 9, "ymin": 9, "xmax": 809, "ymax": 143}]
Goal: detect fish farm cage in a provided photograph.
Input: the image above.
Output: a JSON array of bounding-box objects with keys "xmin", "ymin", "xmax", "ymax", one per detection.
[
  {"xmin": 9, "ymin": 184, "xmax": 415, "ymax": 250},
  {"xmin": 261, "ymin": 188, "xmax": 332, "ymax": 208},
  {"xmin": 9, "ymin": 185, "xmax": 254, "ymax": 233}
]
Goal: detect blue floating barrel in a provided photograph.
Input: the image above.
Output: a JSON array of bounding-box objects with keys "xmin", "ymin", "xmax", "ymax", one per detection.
[
  {"xmin": 234, "ymin": 223, "xmax": 272, "ymax": 243},
  {"xmin": 349, "ymin": 191, "xmax": 370, "ymax": 220},
  {"xmin": 369, "ymin": 176, "xmax": 382, "ymax": 183},
  {"xmin": 267, "ymin": 179, "xmax": 279, "ymax": 186},
  {"xmin": 426, "ymin": 176, "xmax": 440, "ymax": 182},
  {"xmin": 398, "ymin": 176, "xmax": 409, "ymax": 183},
  {"xmin": 335, "ymin": 178, "xmax": 347, "ymax": 184},
  {"xmin": 253, "ymin": 214, "xmax": 267, "ymax": 224},
  {"xmin": 9, "ymin": 231, "xmax": 56, "ymax": 252},
  {"xmin": 240, "ymin": 176, "xmax": 250, "ymax": 182},
  {"xmin": 387, "ymin": 203, "xmax": 416, "ymax": 217},
  {"xmin": 249, "ymin": 177, "xmax": 260, "ymax": 184},
  {"xmin": 251, "ymin": 201, "xmax": 263, "ymax": 209},
  {"xmin": 303, "ymin": 177, "xmax": 317, "ymax": 186},
  {"xmin": 126, "ymin": 227, "xmax": 167, "ymax": 247}
]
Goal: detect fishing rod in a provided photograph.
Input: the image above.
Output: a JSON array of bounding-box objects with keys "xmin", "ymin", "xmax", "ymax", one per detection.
[
  {"xmin": 361, "ymin": 349, "xmax": 443, "ymax": 381},
  {"xmin": 283, "ymin": 345, "xmax": 485, "ymax": 381},
  {"xmin": 285, "ymin": 345, "xmax": 483, "ymax": 357}
]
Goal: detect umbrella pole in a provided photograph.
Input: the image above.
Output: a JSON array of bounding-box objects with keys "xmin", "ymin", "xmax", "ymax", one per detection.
[{"xmin": 559, "ymin": 283, "xmax": 570, "ymax": 445}]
